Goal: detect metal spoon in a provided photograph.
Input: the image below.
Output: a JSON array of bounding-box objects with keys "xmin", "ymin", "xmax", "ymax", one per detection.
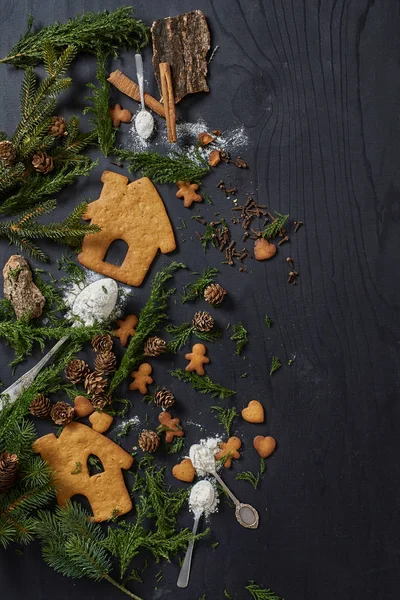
[
  {"xmin": 190, "ymin": 444, "xmax": 259, "ymax": 529},
  {"xmin": 177, "ymin": 480, "xmax": 216, "ymax": 588},
  {"xmin": 0, "ymin": 278, "xmax": 118, "ymax": 411},
  {"xmin": 134, "ymin": 53, "xmax": 154, "ymax": 139}
]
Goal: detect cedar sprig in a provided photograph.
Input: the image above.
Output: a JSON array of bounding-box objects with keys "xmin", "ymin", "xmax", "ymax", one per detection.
[
  {"xmin": 83, "ymin": 52, "xmax": 116, "ymax": 157},
  {"xmin": 169, "ymin": 369, "xmax": 236, "ymax": 399},
  {"xmin": 116, "ymin": 149, "xmax": 210, "ymax": 184},
  {"xmin": 265, "ymin": 315, "xmax": 273, "ymax": 328},
  {"xmin": 180, "ymin": 267, "xmax": 219, "ymax": 303},
  {"xmin": 230, "ymin": 322, "xmax": 248, "ymax": 355},
  {"xmin": 0, "ymin": 420, "xmax": 55, "ymax": 549},
  {"xmin": 166, "ymin": 437, "xmax": 185, "ymax": 454},
  {"xmin": 0, "ymin": 8, "xmax": 150, "ymax": 67},
  {"xmin": 35, "ymin": 503, "xmax": 142, "ymax": 600},
  {"xmin": 245, "ymin": 581, "xmax": 286, "ymax": 600},
  {"xmin": 211, "ymin": 405, "xmax": 238, "ymax": 436},
  {"xmin": 261, "ymin": 212, "xmax": 289, "ymax": 239},
  {"xmin": 270, "ymin": 356, "xmax": 281, "ymax": 375},
  {"xmin": 236, "ymin": 470, "xmax": 260, "ymax": 489},
  {"xmin": 110, "ymin": 262, "xmax": 185, "ymax": 392},
  {"xmin": 166, "ymin": 322, "xmax": 221, "ymax": 354},
  {"xmin": 0, "ymin": 201, "xmax": 99, "ymax": 262}
]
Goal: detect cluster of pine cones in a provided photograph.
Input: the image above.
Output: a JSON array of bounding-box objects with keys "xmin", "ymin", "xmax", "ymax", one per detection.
[{"xmin": 0, "ymin": 116, "xmax": 67, "ymax": 174}]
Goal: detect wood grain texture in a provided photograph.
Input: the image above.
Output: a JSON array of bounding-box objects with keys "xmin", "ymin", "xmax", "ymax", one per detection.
[{"xmin": 0, "ymin": 1, "xmax": 399, "ymax": 600}]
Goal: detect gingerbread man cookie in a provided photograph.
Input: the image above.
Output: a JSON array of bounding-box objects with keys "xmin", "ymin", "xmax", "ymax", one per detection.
[
  {"xmin": 185, "ymin": 343, "xmax": 210, "ymax": 376},
  {"xmin": 215, "ymin": 436, "xmax": 242, "ymax": 468},
  {"xmin": 176, "ymin": 181, "xmax": 202, "ymax": 208},
  {"xmin": 157, "ymin": 411, "xmax": 184, "ymax": 443},
  {"xmin": 129, "ymin": 363, "xmax": 153, "ymax": 394},
  {"xmin": 113, "ymin": 314, "xmax": 138, "ymax": 347}
]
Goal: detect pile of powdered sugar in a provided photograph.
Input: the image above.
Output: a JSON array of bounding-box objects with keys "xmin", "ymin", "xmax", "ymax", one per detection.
[
  {"xmin": 188, "ymin": 479, "xmax": 219, "ymax": 517},
  {"xmin": 189, "ymin": 437, "xmax": 221, "ymax": 477}
]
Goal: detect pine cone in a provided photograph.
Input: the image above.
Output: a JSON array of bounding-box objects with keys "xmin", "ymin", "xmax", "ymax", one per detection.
[
  {"xmin": 154, "ymin": 388, "xmax": 175, "ymax": 410},
  {"xmin": 84, "ymin": 371, "xmax": 107, "ymax": 395},
  {"xmin": 32, "ymin": 151, "xmax": 54, "ymax": 174},
  {"xmin": 50, "ymin": 401, "xmax": 74, "ymax": 426},
  {"xmin": 94, "ymin": 351, "xmax": 117, "ymax": 375},
  {"xmin": 0, "ymin": 451, "xmax": 19, "ymax": 493},
  {"xmin": 204, "ymin": 283, "xmax": 227, "ymax": 306},
  {"xmin": 138, "ymin": 430, "xmax": 160, "ymax": 453},
  {"xmin": 49, "ymin": 116, "xmax": 67, "ymax": 137},
  {"xmin": 29, "ymin": 393, "xmax": 51, "ymax": 418},
  {"xmin": 91, "ymin": 393, "xmax": 112, "ymax": 410},
  {"xmin": 192, "ymin": 310, "xmax": 215, "ymax": 332},
  {"xmin": 65, "ymin": 359, "xmax": 90, "ymax": 384},
  {"xmin": 0, "ymin": 141, "xmax": 16, "ymax": 166},
  {"xmin": 91, "ymin": 333, "xmax": 113, "ymax": 353},
  {"xmin": 143, "ymin": 336, "xmax": 167, "ymax": 357}
]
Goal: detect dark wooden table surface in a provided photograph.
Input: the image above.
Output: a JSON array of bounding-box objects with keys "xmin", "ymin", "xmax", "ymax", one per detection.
[{"xmin": 0, "ymin": 1, "xmax": 399, "ymax": 599}]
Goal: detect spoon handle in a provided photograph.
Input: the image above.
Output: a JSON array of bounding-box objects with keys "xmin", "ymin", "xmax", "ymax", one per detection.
[
  {"xmin": 212, "ymin": 470, "xmax": 240, "ymax": 506},
  {"xmin": 177, "ymin": 512, "xmax": 201, "ymax": 588},
  {"xmin": 135, "ymin": 53, "xmax": 145, "ymax": 110},
  {"xmin": 0, "ymin": 335, "xmax": 69, "ymax": 411}
]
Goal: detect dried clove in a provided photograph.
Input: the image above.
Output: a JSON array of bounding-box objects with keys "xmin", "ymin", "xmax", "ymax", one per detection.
[
  {"xmin": 278, "ymin": 236, "xmax": 289, "ymax": 246},
  {"xmin": 286, "ymin": 257, "xmax": 294, "ymax": 269},
  {"xmin": 234, "ymin": 156, "xmax": 247, "ymax": 168},
  {"xmin": 294, "ymin": 221, "xmax": 303, "ymax": 233}
]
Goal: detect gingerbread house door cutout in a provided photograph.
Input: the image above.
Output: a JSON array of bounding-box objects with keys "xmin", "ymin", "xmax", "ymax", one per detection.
[
  {"xmin": 78, "ymin": 171, "xmax": 176, "ymax": 287},
  {"xmin": 33, "ymin": 421, "xmax": 134, "ymax": 522}
]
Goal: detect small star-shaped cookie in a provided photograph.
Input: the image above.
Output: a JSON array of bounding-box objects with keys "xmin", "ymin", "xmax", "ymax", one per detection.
[
  {"xmin": 185, "ymin": 343, "xmax": 210, "ymax": 376},
  {"xmin": 113, "ymin": 314, "xmax": 138, "ymax": 347},
  {"xmin": 176, "ymin": 181, "xmax": 202, "ymax": 208}
]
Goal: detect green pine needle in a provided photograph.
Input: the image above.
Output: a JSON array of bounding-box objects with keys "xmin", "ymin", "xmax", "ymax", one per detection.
[
  {"xmin": 180, "ymin": 268, "xmax": 219, "ymax": 303},
  {"xmin": 262, "ymin": 212, "xmax": 289, "ymax": 239},
  {"xmin": 270, "ymin": 356, "xmax": 281, "ymax": 375},
  {"xmin": 110, "ymin": 262, "xmax": 185, "ymax": 392},
  {"xmin": 235, "ymin": 471, "xmax": 260, "ymax": 490},
  {"xmin": 230, "ymin": 322, "xmax": 248, "ymax": 355},
  {"xmin": 83, "ymin": 52, "xmax": 116, "ymax": 157},
  {"xmin": 166, "ymin": 322, "xmax": 221, "ymax": 353},
  {"xmin": 169, "ymin": 370, "xmax": 235, "ymax": 399},
  {"xmin": 265, "ymin": 315, "xmax": 273, "ymax": 328},
  {"xmin": 166, "ymin": 437, "xmax": 185, "ymax": 454},
  {"xmin": 116, "ymin": 149, "xmax": 210, "ymax": 184},
  {"xmin": 211, "ymin": 406, "xmax": 238, "ymax": 436},
  {"xmin": 246, "ymin": 581, "xmax": 286, "ymax": 600},
  {"xmin": 0, "ymin": 8, "xmax": 149, "ymax": 67}
]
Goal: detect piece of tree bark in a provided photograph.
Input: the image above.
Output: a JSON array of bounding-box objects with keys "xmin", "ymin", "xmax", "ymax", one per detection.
[
  {"xmin": 107, "ymin": 70, "xmax": 166, "ymax": 118},
  {"xmin": 3, "ymin": 255, "xmax": 45, "ymax": 320},
  {"xmin": 151, "ymin": 10, "xmax": 211, "ymax": 103}
]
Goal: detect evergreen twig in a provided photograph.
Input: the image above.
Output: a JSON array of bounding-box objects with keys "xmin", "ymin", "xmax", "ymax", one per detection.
[
  {"xmin": 261, "ymin": 212, "xmax": 289, "ymax": 239},
  {"xmin": 169, "ymin": 370, "xmax": 236, "ymax": 399},
  {"xmin": 83, "ymin": 52, "xmax": 116, "ymax": 157},
  {"xmin": 110, "ymin": 262, "xmax": 185, "ymax": 392},
  {"xmin": 116, "ymin": 149, "xmax": 210, "ymax": 184},
  {"xmin": 230, "ymin": 322, "xmax": 248, "ymax": 355},
  {"xmin": 270, "ymin": 356, "xmax": 281, "ymax": 375},
  {"xmin": 211, "ymin": 406, "xmax": 238, "ymax": 436},
  {"xmin": 166, "ymin": 322, "xmax": 221, "ymax": 354},
  {"xmin": 180, "ymin": 268, "xmax": 218, "ymax": 303},
  {"xmin": 245, "ymin": 581, "xmax": 286, "ymax": 600},
  {"xmin": 0, "ymin": 8, "xmax": 149, "ymax": 67}
]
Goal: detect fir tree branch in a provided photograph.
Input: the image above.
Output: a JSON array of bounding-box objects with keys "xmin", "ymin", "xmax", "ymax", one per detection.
[
  {"xmin": 0, "ymin": 8, "xmax": 149, "ymax": 67},
  {"xmin": 83, "ymin": 52, "xmax": 116, "ymax": 157},
  {"xmin": 116, "ymin": 149, "xmax": 210, "ymax": 184},
  {"xmin": 265, "ymin": 315, "xmax": 273, "ymax": 328},
  {"xmin": 180, "ymin": 267, "xmax": 219, "ymax": 303},
  {"xmin": 166, "ymin": 322, "xmax": 221, "ymax": 353},
  {"xmin": 235, "ymin": 471, "xmax": 260, "ymax": 489},
  {"xmin": 245, "ymin": 581, "xmax": 286, "ymax": 600},
  {"xmin": 169, "ymin": 370, "xmax": 236, "ymax": 399},
  {"xmin": 230, "ymin": 322, "xmax": 248, "ymax": 355},
  {"xmin": 270, "ymin": 356, "xmax": 281, "ymax": 375},
  {"xmin": 211, "ymin": 406, "xmax": 238, "ymax": 436},
  {"xmin": 261, "ymin": 212, "xmax": 289, "ymax": 239},
  {"xmin": 110, "ymin": 262, "xmax": 185, "ymax": 392}
]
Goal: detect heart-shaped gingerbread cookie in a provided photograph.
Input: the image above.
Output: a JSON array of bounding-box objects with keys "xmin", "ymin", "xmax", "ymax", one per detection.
[
  {"xmin": 172, "ymin": 458, "xmax": 195, "ymax": 483},
  {"xmin": 241, "ymin": 400, "xmax": 264, "ymax": 423},
  {"xmin": 253, "ymin": 435, "xmax": 276, "ymax": 458}
]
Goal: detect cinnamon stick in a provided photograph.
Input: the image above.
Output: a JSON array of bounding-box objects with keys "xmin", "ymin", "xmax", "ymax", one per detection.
[
  {"xmin": 159, "ymin": 62, "xmax": 177, "ymax": 143},
  {"xmin": 107, "ymin": 69, "xmax": 166, "ymax": 118}
]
